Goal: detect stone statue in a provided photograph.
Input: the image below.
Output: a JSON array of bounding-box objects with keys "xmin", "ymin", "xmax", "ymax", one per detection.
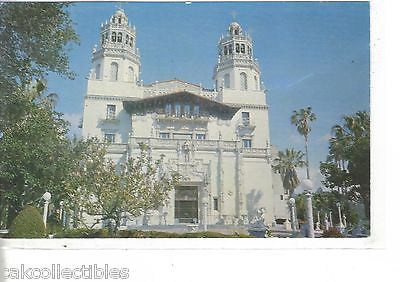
[
  {"xmin": 182, "ymin": 141, "xmax": 190, "ymax": 162},
  {"xmin": 324, "ymin": 213, "xmax": 329, "ymax": 231},
  {"xmin": 343, "ymin": 214, "xmax": 347, "ymax": 228}
]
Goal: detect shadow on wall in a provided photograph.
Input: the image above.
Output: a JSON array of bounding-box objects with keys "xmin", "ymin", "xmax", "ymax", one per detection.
[{"xmin": 246, "ymin": 189, "xmax": 262, "ymax": 221}]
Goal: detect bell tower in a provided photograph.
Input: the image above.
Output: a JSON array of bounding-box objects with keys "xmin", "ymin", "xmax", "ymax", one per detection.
[
  {"xmin": 213, "ymin": 21, "xmax": 261, "ymax": 95},
  {"xmin": 89, "ymin": 8, "xmax": 141, "ymax": 85}
]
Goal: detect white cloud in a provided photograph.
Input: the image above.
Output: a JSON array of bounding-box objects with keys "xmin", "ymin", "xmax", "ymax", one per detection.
[
  {"xmin": 63, "ymin": 112, "xmax": 82, "ymax": 138},
  {"xmin": 286, "ymin": 72, "xmax": 315, "ymax": 89},
  {"xmin": 296, "ymin": 166, "xmax": 325, "ymax": 193},
  {"xmin": 317, "ymin": 133, "xmax": 332, "ymax": 144}
]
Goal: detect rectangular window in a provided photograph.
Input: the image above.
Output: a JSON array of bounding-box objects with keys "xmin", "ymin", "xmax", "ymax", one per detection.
[
  {"xmin": 228, "ymin": 44, "xmax": 232, "ymax": 54},
  {"xmin": 106, "ymin": 104, "xmax": 116, "ymax": 120},
  {"xmin": 174, "ymin": 103, "xmax": 181, "ymax": 117},
  {"xmin": 241, "ymin": 44, "xmax": 246, "ymax": 53},
  {"xmin": 213, "ymin": 197, "xmax": 219, "ymax": 211},
  {"xmin": 184, "ymin": 104, "xmax": 191, "ymax": 117},
  {"xmin": 160, "ymin": 132, "xmax": 170, "ymax": 139},
  {"xmin": 165, "ymin": 104, "xmax": 172, "ymax": 116},
  {"xmin": 193, "ymin": 105, "xmax": 200, "ymax": 117},
  {"xmin": 280, "ymin": 195, "xmax": 284, "ymax": 201},
  {"xmin": 196, "ymin": 133, "xmax": 205, "ymax": 140},
  {"xmin": 243, "ymin": 139, "xmax": 252, "ymax": 148},
  {"xmin": 224, "ymin": 45, "xmax": 228, "ymax": 55},
  {"xmin": 104, "ymin": 133, "xmax": 115, "ymax": 143},
  {"xmin": 242, "ymin": 112, "xmax": 250, "ymax": 126},
  {"xmin": 235, "ymin": 43, "xmax": 240, "ymax": 53}
]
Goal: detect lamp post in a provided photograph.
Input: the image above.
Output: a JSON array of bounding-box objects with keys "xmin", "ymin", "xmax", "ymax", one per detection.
[
  {"xmin": 42, "ymin": 192, "xmax": 51, "ymax": 229},
  {"xmin": 288, "ymin": 198, "xmax": 297, "ymax": 231}
]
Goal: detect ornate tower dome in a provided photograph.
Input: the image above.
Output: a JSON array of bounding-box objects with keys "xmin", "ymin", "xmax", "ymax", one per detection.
[
  {"xmin": 213, "ymin": 21, "xmax": 261, "ymax": 92},
  {"xmin": 90, "ymin": 8, "xmax": 141, "ymax": 84}
]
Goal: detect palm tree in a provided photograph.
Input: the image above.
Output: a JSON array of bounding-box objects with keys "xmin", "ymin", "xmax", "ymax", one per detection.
[
  {"xmin": 290, "ymin": 107, "xmax": 316, "ymax": 179},
  {"xmin": 272, "ymin": 149, "xmax": 306, "ymax": 197}
]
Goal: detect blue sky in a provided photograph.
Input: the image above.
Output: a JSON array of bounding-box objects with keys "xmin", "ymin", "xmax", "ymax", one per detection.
[{"xmin": 48, "ymin": 1, "xmax": 370, "ymax": 189}]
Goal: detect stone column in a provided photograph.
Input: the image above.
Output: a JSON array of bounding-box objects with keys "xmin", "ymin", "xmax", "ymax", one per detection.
[
  {"xmin": 315, "ymin": 210, "xmax": 321, "ymax": 231},
  {"xmin": 337, "ymin": 202, "xmax": 344, "ymax": 229},
  {"xmin": 305, "ymin": 191, "xmax": 314, "ymax": 238}
]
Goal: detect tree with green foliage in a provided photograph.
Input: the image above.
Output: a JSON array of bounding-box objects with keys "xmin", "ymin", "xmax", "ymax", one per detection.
[
  {"xmin": 0, "ymin": 3, "xmax": 79, "ymax": 227},
  {"xmin": 272, "ymin": 148, "xmax": 306, "ymax": 197},
  {"xmin": 290, "ymin": 107, "xmax": 317, "ymax": 179},
  {"xmin": 8, "ymin": 205, "xmax": 46, "ymax": 238},
  {"xmin": 320, "ymin": 111, "xmax": 370, "ymax": 219},
  {"xmin": 64, "ymin": 144, "xmax": 180, "ymax": 235},
  {"xmin": 295, "ymin": 190, "xmax": 358, "ymax": 227},
  {"xmin": 0, "ymin": 2, "xmax": 78, "ymax": 97}
]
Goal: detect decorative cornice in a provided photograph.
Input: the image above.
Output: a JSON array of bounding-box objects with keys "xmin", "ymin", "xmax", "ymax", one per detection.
[
  {"xmin": 226, "ymin": 103, "xmax": 268, "ymax": 110},
  {"xmin": 86, "ymin": 94, "xmax": 140, "ymax": 101}
]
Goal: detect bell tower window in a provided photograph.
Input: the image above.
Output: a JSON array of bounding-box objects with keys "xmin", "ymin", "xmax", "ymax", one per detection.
[
  {"xmin": 125, "ymin": 34, "xmax": 129, "ymax": 44},
  {"xmin": 128, "ymin": 67, "xmax": 134, "ymax": 82},
  {"xmin": 240, "ymin": 72, "xmax": 248, "ymax": 90},
  {"xmin": 117, "ymin": 32, "xmax": 122, "ymax": 42},
  {"xmin": 235, "ymin": 43, "xmax": 240, "ymax": 53},
  {"xmin": 111, "ymin": 32, "xmax": 116, "ymax": 42},
  {"xmin": 228, "ymin": 44, "xmax": 232, "ymax": 54},
  {"xmin": 254, "ymin": 76, "xmax": 259, "ymax": 90},
  {"xmin": 118, "ymin": 17, "xmax": 122, "ymax": 24},
  {"xmin": 95, "ymin": 64, "xmax": 101, "ymax": 80},
  {"xmin": 129, "ymin": 37, "xmax": 133, "ymax": 47},
  {"xmin": 241, "ymin": 44, "xmax": 245, "ymax": 53},
  {"xmin": 224, "ymin": 45, "xmax": 228, "ymax": 55},
  {"xmin": 110, "ymin": 62, "xmax": 118, "ymax": 81},
  {"xmin": 234, "ymin": 29, "xmax": 239, "ymax": 35},
  {"xmin": 223, "ymin": 74, "xmax": 230, "ymax": 88}
]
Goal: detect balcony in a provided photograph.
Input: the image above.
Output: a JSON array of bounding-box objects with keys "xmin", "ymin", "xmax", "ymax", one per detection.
[
  {"xmin": 155, "ymin": 113, "xmax": 210, "ymax": 124},
  {"xmin": 237, "ymin": 118, "xmax": 256, "ymax": 131}
]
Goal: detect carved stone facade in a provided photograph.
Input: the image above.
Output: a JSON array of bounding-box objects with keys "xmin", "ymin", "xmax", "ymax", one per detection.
[{"xmin": 81, "ymin": 9, "xmax": 290, "ymax": 228}]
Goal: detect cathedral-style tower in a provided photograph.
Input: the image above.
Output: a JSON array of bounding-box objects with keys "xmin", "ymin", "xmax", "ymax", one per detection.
[
  {"xmin": 90, "ymin": 9, "xmax": 140, "ymax": 85},
  {"xmin": 213, "ymin": 22, "xmax": 261, "ymax": 93}
]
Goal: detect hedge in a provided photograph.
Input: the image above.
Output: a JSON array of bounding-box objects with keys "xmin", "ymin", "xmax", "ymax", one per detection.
[{"xmin": 8, "ymin": 205, "xmax": 46, "ymax": 238}]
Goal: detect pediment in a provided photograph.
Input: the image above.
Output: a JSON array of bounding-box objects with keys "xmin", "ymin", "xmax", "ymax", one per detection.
[{"xmin": 148, "ymin": 79, "xmax": 201, "ymax": 92}]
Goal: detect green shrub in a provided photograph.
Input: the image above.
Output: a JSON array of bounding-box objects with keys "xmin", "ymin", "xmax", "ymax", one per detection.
[
  {"xmin": 55, "ymin": 229, "xmax": 253, "ymax": 238},
  {"xmin": 54, "ymin": 228, "xmax": 110, "ymax": 238},
  {"xmin": 322, "ymin": 227, "xmax": 343, "ymax": 238},
  {"xmin": 8, "ymin": 205, "xmax": 46, "ymax": 238}
]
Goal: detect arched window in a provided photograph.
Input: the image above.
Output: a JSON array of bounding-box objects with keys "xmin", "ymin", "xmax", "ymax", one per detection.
[
  {"xmin": 241, "ymin": 44, "xmax": 245, "ymax": 53},
  {"xmin": 125, "ymin": 35, "xmax": 129, "ymax": 44},
  {"xmin": 118, "ymin": 17, "xmax": 122, "ymax": 24},
  {"xmin": 111, "ymin": 32, "xmax": 116, "ymax": 42},
  {"xmin": 95, "ymin": 64, "xmax": 101, "ymax": 80},
  {"xmin": 223, "ymin": 74, "xmax": 230, "ymax": 88},
  {"xmin": 117, "ymin": 32, "xmax": 122, "ymax": 43},
  {"xmin": 102, "ymin": 34, "xmax": 105, "ymax": 45},
  {"xmin": 234, "ymin": 29, "xmax": 239, "ymax": 35},
  {"xmin": 254, "ymin": 76, "xmax": 259, "ymax": 90},
  {"xmin": 235, "ymin": 43, "xmax": 240, "ymax": 53},
  {"xmin": 128, "ymin": 66, "xmax": 134, "ymax": 82},
  {"xmin": 228, "ymin": 44, "xmax": 232, "ymax": 54},
  {"xmin": 129, "ymin": 37, "xmax": 133, "ymax": 47},
  {"xmin": 240, "ymin": 72, "xmax": 248, "ymax": 90},
  {"xmin": 224, "ymin": 45, "xmax": 228, "ymax": 55},
  {"xmin": 110, "ymin": 62, "xmax": 118, "ymax": 81},
  {"xmin": 112, "ymin": 17, "xmax": 115, "ymax": 23}
]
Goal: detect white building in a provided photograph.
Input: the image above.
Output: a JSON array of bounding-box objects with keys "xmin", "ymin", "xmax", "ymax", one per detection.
[{"xmin": 81, "ymin": 9, "xmax": 290, "ymax": 228}]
